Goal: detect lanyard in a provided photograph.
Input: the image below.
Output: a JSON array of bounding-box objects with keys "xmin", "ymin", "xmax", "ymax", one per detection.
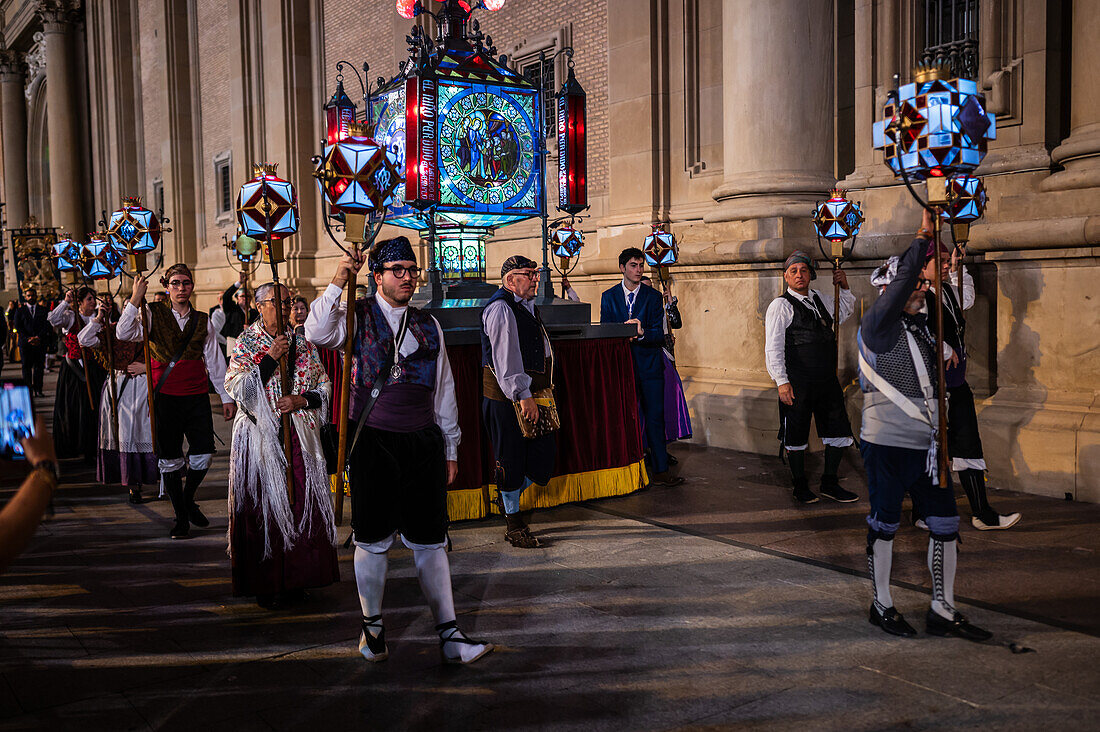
[{"xmin": 389, "ymin": 309, "xmax": 411, "ymax": 381}]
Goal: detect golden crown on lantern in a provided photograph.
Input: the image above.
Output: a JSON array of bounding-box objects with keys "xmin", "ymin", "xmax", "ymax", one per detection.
[
  {"xmin": 252, "ymin": 162, "xmax": 280, "ymax": 177},
  {"xmin": 913, "ymin": 59, "xmax": 953, "ymax": 84}
]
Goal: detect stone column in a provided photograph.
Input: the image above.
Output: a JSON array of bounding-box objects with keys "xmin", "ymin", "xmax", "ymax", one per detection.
[
  {"xmin": 0, "ymin": 50, "xmax": 29, "ymax": 228},
  {"xmin": 1043, "ymin": 0, "xmax": 1100, "ymax": 191},
  {"xmin": 709, "ymin": 0, "xmax": 836, "ymax": 220},
  {"xmin": 40, "ymin": 1, "xmax": 86, "ymax": 236}
]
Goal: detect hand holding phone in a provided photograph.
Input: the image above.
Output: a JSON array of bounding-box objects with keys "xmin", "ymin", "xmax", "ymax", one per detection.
[{"xmin": 0, "ymin": 382, "xmax": 35, "ymax": 461}]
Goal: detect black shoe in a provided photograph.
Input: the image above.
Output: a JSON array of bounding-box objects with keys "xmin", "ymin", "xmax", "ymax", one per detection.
[
  {"xmin": 169, "ymin": 519, "xmax": 190, "ymax": 539},
  {"xmin": 650, "ymin": 471, "xmax": 684, "ymax": 487},
  {"xmin": 128, "ymin": 487, "xmax": 143, "ymax": 505},
  {"xmin": 359, "ymin": 615, "xmax": 388, "ymax": 662},
  {"xmin": 925, "ymin": 609, "xmax": 993, "ymax": 642},
  {"xmin": 188, "ymin": 503, "xmax": 210, "ymax": 528},
  {"xmin": 869, "ymin": 604, "xmax": 917, "ymax": 637},
  {"xmin": 819, "ymin": 476, "xmax": 859, "ymax": 503},
  {"xmin": 667, "ymin": 454, "xmax": 679, "ymax": 466},
  {"xmin": 792, "ymin": 477, "xmax": 818, "ymax": 504},
  {"xmin": 504, "ymin": 526, "xmax": 542, "ymax": 548}
]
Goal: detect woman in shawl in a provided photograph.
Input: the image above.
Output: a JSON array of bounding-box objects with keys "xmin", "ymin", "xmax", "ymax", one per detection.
[{"xmin": 225, "ymin": 282, "xmax": 338, "ymax": 609}]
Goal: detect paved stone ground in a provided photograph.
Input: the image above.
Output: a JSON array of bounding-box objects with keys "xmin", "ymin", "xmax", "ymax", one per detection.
[{"xmin": 2, "ymin": 364, "xmax": 1099, "ymax": 731}]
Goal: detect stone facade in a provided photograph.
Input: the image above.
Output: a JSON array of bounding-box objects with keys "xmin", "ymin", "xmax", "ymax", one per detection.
[{"xmin": 0, "ymin": 0, "xmax": 1097, "ymax": 500}]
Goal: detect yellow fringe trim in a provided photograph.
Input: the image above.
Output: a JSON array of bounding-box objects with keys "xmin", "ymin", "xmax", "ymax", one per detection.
[{"xmin": 447, "ymin": 460, "xmax": 650, "ymax": 522}]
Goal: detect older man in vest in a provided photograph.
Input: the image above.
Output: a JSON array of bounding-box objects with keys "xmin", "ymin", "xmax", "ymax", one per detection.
[
  {"xmin": 117, "ymin": 264, "xmax": 236, "ymax": 539},
  {"xmin": 481, "ymin": 255, "xmax": 558, "ymax": 549}
]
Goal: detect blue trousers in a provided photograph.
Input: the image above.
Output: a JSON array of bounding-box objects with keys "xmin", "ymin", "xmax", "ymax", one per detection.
[
  {"xmin": 860, "ymin": 440, "xmax": 959, "ymax": 542},
  {"xmin": 638, "ymin": 376, "xmax": 668, "ymax": 474}
]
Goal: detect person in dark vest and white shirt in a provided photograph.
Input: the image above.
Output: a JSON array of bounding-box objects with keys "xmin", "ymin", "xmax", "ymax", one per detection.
[
  {"xmin": 305, "ymin": 236, "xmax": 492, "ymax": 665},
  {"xmin": 117, "ymin": 264, "xmax": 236, "ymax": 539},
  {"xmin": 765, "ymin": 251, "xmax": 859, "ymax": 504},
  {"xmin": 922, "ymin": 244, "xmax": 1020, "ymax": 531},
  {"xmin": 482, "ymin": 255, "xmax": 558, "ymax": 549},
  {"xmin": 857, "ymin": 207, "xmax": 991, "ymax": 642}
]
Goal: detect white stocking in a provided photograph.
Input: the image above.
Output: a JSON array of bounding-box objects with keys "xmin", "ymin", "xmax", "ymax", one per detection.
[
  {"xmin": 413, "ymin": 546, "xmax": 456, "ymax": 626},
  {"xmin": 868, "ymin": 538, "xmax": 895, "ymax": 612},
  {"xmin": 928, "ymin": 537, "xmax": 958, "ymax": 619},
  {"xmin": 353, "ymin": 544, "xmax": 388, "ymax": 629}
]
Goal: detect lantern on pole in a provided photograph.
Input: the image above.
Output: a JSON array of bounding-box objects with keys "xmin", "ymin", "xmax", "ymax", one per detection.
[
  {"xmin": 236, "ymin": 163, "xmax": 300, "ymax": 263},
  {"xmin": 314, "ymin": 121, "xmax": 402, "ymax": 219},
  {"xmin": 556, "ymin": 58, "xmax": 588, "ymax": 215},
  {"xmin": 643, "ymin": 224, "xmax": 678, "ymax": 283},
  {"xmin": 811, "ymin": 188, "xmax": 864, "ymax": 339},
  {"xmin": 53, "ymin": 234, "xmax": 82, "ymax": 275},
  {"xmin": 80, "ymin": 233, "xmax": 124, "ymax": 280},
  {"xmin": 940, "ymin": 175, "xmax": 987, "ymax": 247},
  {"xmin": 107, "ymin": 197, "xmax": 162, "ymax": 272}
]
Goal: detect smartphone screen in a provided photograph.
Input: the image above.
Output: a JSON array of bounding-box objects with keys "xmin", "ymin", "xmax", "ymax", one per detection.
[{"xmin": 1, "ymin": 381, "xmax": 35, "ymax": 461}]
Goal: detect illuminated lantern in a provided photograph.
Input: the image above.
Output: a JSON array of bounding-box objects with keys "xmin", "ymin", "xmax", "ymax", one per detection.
[
  {"xmin": 873, "ymin": 61, "xmax": 996, "ymax": 180},
  {"xmin": 643, "ymin": 225, "xmax": 678, "ymax": 267},
  {"xmin": 314, "ymin": 121, "xmax": 402, "ymax": 215},
  {"xmin": 107, "ymin": 197, "xmax": 162, "ymax": 254},
  {"xmin": 812, "ymin": 189, "xmax": 865, "ymax": 252},
  {"xmin": 236, "ymin": 163, "xmax": 299, "ymax": 263},
  {"xmin": 80, "ymin": 234, "xmax": 124, "ymax": 280},
  {"xmin": 552, "ymin": 226, "xmax": 583, "ymax": 260},
  {"xmin": 483, "ymin": 0, "xmax": 506, "ymax": 9},
  {"xmin": 325, "ymin": 78, "xmax": 357, "ymax": 145},
  {"xmin": 396, "ymin": 0, "xmax": 416, "ymax": 20},
  {"xmin": 53, "ymin": 235, "xmax": 82, "ymax": 273},
  {"xmin": 556, "ymin": 64, "xmax": 587, "ymax": 215},
  {"xmin": 942, "ymin": 175, "xmax": 987, "ymax": 223}
]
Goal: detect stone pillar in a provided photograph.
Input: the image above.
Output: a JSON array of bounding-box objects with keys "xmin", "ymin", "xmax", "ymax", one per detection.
[
  {"xmin": 1042, "ymin": 0, "xmax": 1100, "ymax": 191},
  {"xmin": 710, "ymin": 0, "xmax": 836, "ymax": 220},
  {"xmin": 40, "ymin": 1, "xmax": 86, "ymax": 236},
  {"xmin": 0, "ymin": 50, "xmax": 29, "ymax": 228}
]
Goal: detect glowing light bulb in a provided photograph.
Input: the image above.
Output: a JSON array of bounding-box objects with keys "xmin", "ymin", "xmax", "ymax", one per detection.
[
  {"xmin": 484, "ymin": 0, "xmax": 506, "ymax": 9},
  {"xmin": 396, "ymin": 0, "xmax": 416, "ymax": 19}
]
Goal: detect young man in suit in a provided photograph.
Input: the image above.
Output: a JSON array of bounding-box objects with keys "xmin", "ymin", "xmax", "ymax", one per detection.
[
  {"xmin": 13, "ymin": 286, "xmax": 50, "ymax": 396},
  {"xmin": 601, "ymin": 248, "xmax": 683, "ymax": 487}
]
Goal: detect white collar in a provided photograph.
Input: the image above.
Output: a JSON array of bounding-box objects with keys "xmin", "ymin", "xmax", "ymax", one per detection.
[
  {"xmin": 376, "ymin": 294, "xmax": 408, "ymax": 320},
  {"xmin": 786, "ymin": 288, "xmax": 816, "ymax": 302},
  {"xmin": 621, "ymin": 280, "xmax": 641, "ymax": 297}
]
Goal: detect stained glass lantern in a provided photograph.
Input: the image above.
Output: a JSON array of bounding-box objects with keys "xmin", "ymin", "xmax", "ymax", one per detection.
[
  {"xmin": 53, "ymin": 235, "xmax": 82, "ymax": 273},
  {"xmin": 942, "ymin": 176, "xmax": 987, "ymax": 223},
  {"xmin": 80, "ymin": 234, "xmax": 123, "ymax": 280},
  {"xmin": 872, "ymin": 61, "xmax": 997, "ymax": 180},
  {"xmin": 373, "ymin": 0, "xmax": 543, "ymax": 234},
  {"xmin": 325, "ymin": 78, "xmax": 356, "ymax": 145},
  {"xmin": 315, "ymin": 122, "xmax": 402, "ymax": 215},
  {"xmin": 552, "ymin": 226, "xmax": 583, "ymax": 260},
  {"xmin": 812, "ymin": 188, "xmax": 864, "ymax": 261},
  {"xmin": 236, "ymin": 163, "xmax": 299, "ymax": 263},
  {"xmin": 556, "ymin": 65, "xmax": 587, "ymax": 215},
  {"xmin": 643, "ymin": 225, "xmax": 678, "ymax": 267},
  {"xmin": 107, "ymin": 197, "xmax": 161, "ymax": 254}
]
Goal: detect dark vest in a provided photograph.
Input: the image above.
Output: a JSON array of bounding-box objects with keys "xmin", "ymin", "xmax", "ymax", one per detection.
[
  {"xmin": 781, "ymin": 292, "xmax": 836, "ymax": 383},
  {"xmin": 350, "ymin": 296, "xmax": 439, "ymax": 423},
  {"xmin": 925, "ymin": 285, "xmax": 967, "ymax": 388},
  {"xmin": 481, "ymin": 288, "xmax": 551, "ymax": 397}
]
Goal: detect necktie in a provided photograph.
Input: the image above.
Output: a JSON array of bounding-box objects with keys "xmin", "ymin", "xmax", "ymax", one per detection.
[{"xmin": 626, "ymin": 291, "xmax": 636, "ymax": 318}]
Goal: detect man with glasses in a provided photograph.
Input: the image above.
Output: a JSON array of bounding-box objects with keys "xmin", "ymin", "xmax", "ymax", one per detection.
[
  {"xmin": 117, "ymin": 263, "xmax": 236, "ymax": 539},
  {"xmin": 481, "ymin": 255, "xmax": 557, "ymax": 548},
  {"xmin": 764, "ymin": 250, "xmax": 858, "ymax": 505},
  {"xmin": 306, "ymin": 236, "xmax": 492, "ymax": 665},
  {"xmin": 857, "ymin": 208, "xmax": 990, "ymax": 642},
  {"xmin": 601, "ymin": 248, "xmax": 683, "ymax": 487}
]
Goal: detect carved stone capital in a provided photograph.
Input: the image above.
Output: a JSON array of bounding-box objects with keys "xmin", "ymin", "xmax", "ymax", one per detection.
[
  {"xmin": 38, "ymin": 0, "xmax": 82, "ymax": 31},
  {"xmin": 0, "ymin": 48, "xmax": 27, "ymax": 79}
]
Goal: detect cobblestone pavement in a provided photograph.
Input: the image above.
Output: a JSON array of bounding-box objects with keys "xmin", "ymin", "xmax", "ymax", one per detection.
[{"xmin": 2, "ymin": 364, "xmax": 1098, "ymax": 731}]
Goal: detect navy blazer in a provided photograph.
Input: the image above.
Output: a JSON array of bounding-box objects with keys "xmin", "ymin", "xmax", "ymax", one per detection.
[
  {"xmin": 600, "ymin": 283, "xmax": 665, "ymax": 379},
  {"xmin": 13, "ymin": 302, "xmax": 50, "ymax": 344}
]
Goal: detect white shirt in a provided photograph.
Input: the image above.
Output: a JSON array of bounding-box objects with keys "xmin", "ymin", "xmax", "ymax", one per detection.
[
  {"xmin": 304, "ymin": 283, "xmax": 461, "ymax": 461},
  {"xmin": 210, "ymin": 306, "xmax": 227, "ymax": 346},
  {"xmin": 621, "ymin": 280, "xmax": 642, "ymax": 318},
  {"xmin": 482, "ymin": 291, "xmax": 553, "ymax": 401},
  {"xmin": 47, "ymin": 300, "xmax": 92, "ymax": 334},
  {"xmin": 764, "ymin": 287, "xmax": 856, "ymax": 386},
  {"xmin": 115, "ymin": 301, "xmax": 231, "ymax": 403}
]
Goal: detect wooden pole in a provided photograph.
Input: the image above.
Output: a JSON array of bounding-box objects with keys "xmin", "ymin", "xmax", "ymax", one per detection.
[
  {"xmin": 141, "ymin": 299, "xmax": 157, "ymax": 453},
  {"xmin": 270, "ymin": 274, "xmax": 297, "ymax": 505},
  {"xmin": 832, "ymin": 258, "xmax": 842, "ymax": 342},
  {"xmin": 333, "ymin": 265, "xmax": 356, "ymax": 525},
  {"xmin": 931, "ymin": 216, "xmax": 949, "ymax": 487}
]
